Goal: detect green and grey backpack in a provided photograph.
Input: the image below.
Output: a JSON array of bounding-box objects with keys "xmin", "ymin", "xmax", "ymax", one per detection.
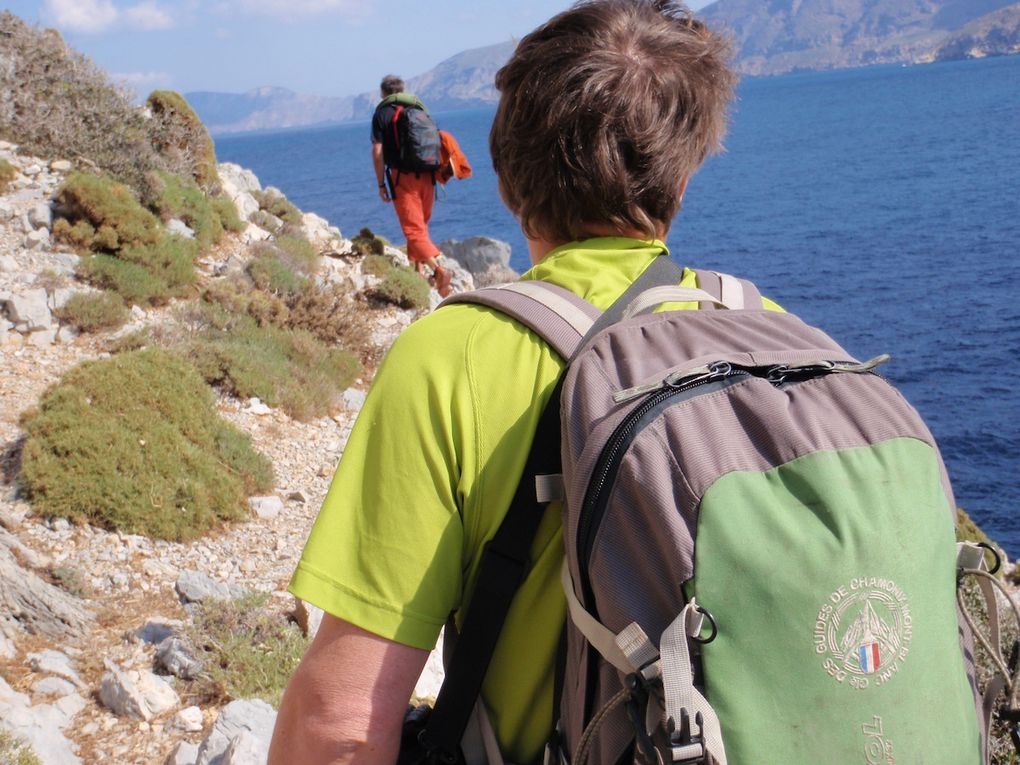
[{"xmin": 414, "ymin": 256, "xmax": 1014, "ymax": 765}]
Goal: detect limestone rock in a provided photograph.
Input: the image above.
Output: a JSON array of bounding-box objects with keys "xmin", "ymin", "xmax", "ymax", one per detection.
[
  {"xmin": 2, "ymin": 289, "xmax": 52, "ymax": 330},
  {"xmin": 292, "ymin": 598, "xmax": 323, "ymax": 638},
  {"xmin": 248, "ymin": 496, "xmax": 282, "ymax": 520},
  {"xmin": 0, "ymin": 545, "xmax": 93, "ymax": 641},
  {"xmin": 167, "ymin": 219, "xmax": 196, "ymax": 239},
  {"xmin": 243, "ymin": 398, "xmax": 272, "ymax": 416},
  {"xmin": 26, "ymin": 202, "xmax": 53, "ymax": 231},
  {"xmin": 195, "ymin": 699, "xmax": 276, "ymax": 765},
  {"xmin": 0, "ymin": 254, "xmax": 18, "ymax": 272},
  {"xmin": 0, "ymin": 676, "xmax": 82, "ymax": 764},
  {"xmin": 27, "ymin": 649, "xmax": 85, "ymax": 688},
  {"xmin": 98, "ymin": 659, "xmax": 180, "ymax": 721},
  {"xmin": 136, "ymin": 617, "xmax": 181, "ymax": 645},
  {"xmin": 175, "ymin": 570, "xmax": 245, "ymax": 603},
  {"xmin": 342, "ymin": 388, "xmax": 367, "ymax": 411},
  {"xmin": 155, "ymin": 636, "xmax": 204, "ymax": 680},
  {"xmin": 24, "ymin": 228, "xmax": 50, "ymax": 251},
  {"xmin": 170, "ymin": 705, "xmax": 205, "ymax": 733},
  {"xmin": 50, "ymin": 159, "xmax": 73, "ymax": 172},
  {"xmin": 220, "ymin": 730, "xmax": 262, "ymax": 765},
  {"xmin": 165, "ymin": 740, "xmax": 200, "ymax": 765},
  {"xmin": 234, "ymin": 192, "xmax": 259, "ymax": 222},
  {"xmin": 440, "ymin": 236, "xmax": 518, "ymax": 287},
  {"xmin": 32, "ymin": 676, "xmax": 78, "ymax": 698},
  {"xmin": 218, "ymin": 163, "xmax": 262, "ymax": 194}
]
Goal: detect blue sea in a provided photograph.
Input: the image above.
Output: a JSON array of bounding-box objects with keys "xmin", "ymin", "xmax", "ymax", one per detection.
[{"xmin": 217, "ymin": 56, "xmax": 1020, "ymax": 556}]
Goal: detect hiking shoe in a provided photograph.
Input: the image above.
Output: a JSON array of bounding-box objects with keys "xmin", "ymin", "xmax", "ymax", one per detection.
[{"xmin": 434, "ymin": 266, "xmax": 452, "ymax": 298}]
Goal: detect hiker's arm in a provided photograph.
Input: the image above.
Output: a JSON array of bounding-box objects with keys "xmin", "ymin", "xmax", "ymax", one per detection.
[
  {"xmin": 372, "ymin": 143, "xmax": 389, "ymax": 202},
  {"xmin": 269, "ymin": 613, "xmax": 428, "ymax": 765}
]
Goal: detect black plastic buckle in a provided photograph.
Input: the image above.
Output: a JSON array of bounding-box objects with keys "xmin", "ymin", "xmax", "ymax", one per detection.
[
  {"xmin": 624, "ymin": 673, "xmax": 657, "ymax": 761},
  {"xmin": 668, "ymin": 708, "xmax": 706, "ymax": 764}
]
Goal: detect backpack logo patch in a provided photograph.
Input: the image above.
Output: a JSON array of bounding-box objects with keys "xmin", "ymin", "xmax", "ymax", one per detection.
[{"xmin": 814, "ymin": 577, "xmax": 912, "ymax": 690}]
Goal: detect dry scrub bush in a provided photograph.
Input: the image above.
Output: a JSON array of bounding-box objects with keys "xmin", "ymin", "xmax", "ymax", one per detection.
[
  {"xmin": 54, "ymin": 291, "xmax": 128, "ymax": 333},
  {"xmin": 183, "ymin": 593, "xmax": 309, "ymax": 707},
  {"xmin": 0, "ymin": 159, "xmax": 15, "ymax": 193},
  {"xmin": 252, "ymin": 189, "xmax": 302, "ymax": 225},
  {"xmin": 184, "ymin": 303, "xmax": 359, "ymax": 421},
  {"xmin": 0, "ymin": 12, "xmax": 158, "ymax": 189},
  {"xmin": 54, "ymin": 172, "xmax": 198, "ymax": 304},
  {"xmin": 145, "ymin": 90, "xmax": 219, "ymax": 190},
  {"xmin": 350, "ymin": 227, "xmax": 386, "ymax": 256},
  {"xmin": 148, "ymin": 171, "xmax": 228, "ymax": 249},
  {"xmin": 0, "ymin": 730, "xmax": 41, "ymax": 765},
  {"xmin": 19, "ymin": 349, "xmax": 273, "ymax": 541},
  {"xmin": 370, "ymin": 266, "xmax": 431, "ymax": 310},
  {"xmin": 286, "ymin": 286, "xmax": 380, "ymax": 366}
]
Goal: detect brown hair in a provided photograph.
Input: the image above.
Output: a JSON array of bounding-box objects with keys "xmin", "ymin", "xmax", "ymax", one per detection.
[
  {"xmin": 490, "ymin": 0, "xmax": 737, "ymax": 243},
  {"xmin": 380, "ymin": 75, "xmax": 405, "ymax": 97}
]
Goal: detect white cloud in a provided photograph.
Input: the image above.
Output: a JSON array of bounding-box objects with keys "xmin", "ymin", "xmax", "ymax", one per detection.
[
  {"xmin": 123, "ymin": 1, "xmax": 175, "ymax": 30},
  {"xmin": 44, "ymin": 0, "xmax": 120, "ymax": 34},
  {"xmin": 112, "ymin": 70, "xmax": 173, "ymax": 88},
  {"xmin": 42, "ymin": 0, "xmax": 176, "ymax": 34}
]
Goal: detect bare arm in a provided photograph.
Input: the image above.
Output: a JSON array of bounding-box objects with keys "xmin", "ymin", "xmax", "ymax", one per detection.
[
  {"xmin": 269, "ymin": 613, "xmax": 429, "ymax": 765},
  {"xmin": 372, "ymin": 143, "xmax": 390, "ymax": 202}
]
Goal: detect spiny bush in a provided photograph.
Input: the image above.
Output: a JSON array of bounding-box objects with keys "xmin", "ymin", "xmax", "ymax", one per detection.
[
  {"xmin": 183, "ymin": 593, "xmax": 309, "ymax": 706},
  {"xmin": 53, "ymin": 291, "xmax": 128, "ymax": 333},
  {"xmin": 203, "ymin": 277, "xmax": 290, "ymax": 327},
  {"xmin": 185, "ymin": 304, "xmax": 359, "ymax": 421},
  {"xmin": 19, "ymin": 349, "xmax": 273, "ymax": 541},
  {"xmin": 0, "ymin": 12, "xmax": 159, "ymax": 189},
  {"xmin": 362, "ymin": 253, "xmax": 392, "ymax": 277},
  {"xmin": 211, "ymin": 196, "xmax": 245, "ymax": 233},
  {"xmin": 370, "ymin": 266, "xmax": 431, "ymax": 310},
  {"xmin": 350, "ymin": 227, "xmax": 386, "ymax": 256},
  {"xmin": 286, "ymin": 285, "xmax": 380, "ymax": 365},
  {"xmin": 54, "ymin": 173, "xmax": 198, "ymax": 304},
  {"xmin": 252, "ymin": 189, "xmax": 302, "ymax": 225},
  {"xmin": 246, "ymin": 255, "xmax": 309, "ymax": 297},
  {"xmin": 148, "ymin": 171, "xmax": 224, "ymax": 250},
  {"xmin": 145, "ymin": 90, "xmax": 219, "ymax": 190},
  {"xmin": 0, "ymin": 729, "xmax": 42, "ymax": 765},
  {"xmin": 0, "ymin": 159, "xmax": 16, "ymax": 193}
]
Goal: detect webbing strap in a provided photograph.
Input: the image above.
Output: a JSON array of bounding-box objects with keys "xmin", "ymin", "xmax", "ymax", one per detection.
[
  {"xmin": 691, "ymin": 269, "xmax": 764, "ymax": 310},
  {"xmin": 621, "ymin": 286, "xmax": 724, "ymax": 319},
  {"xmin": 660, "ymin": 605, "xmax": 728, "ymax": 764},
  {"xmin": 561, "ymin": 561, "xmax": 634, "ymax": 675},
  {"xmin": 420, "ymin": 377, "xmax": 565, "ymax": 764},
  {"xmin": 441, "ymin": 281, "xmax": 599, "ymax": 360}
]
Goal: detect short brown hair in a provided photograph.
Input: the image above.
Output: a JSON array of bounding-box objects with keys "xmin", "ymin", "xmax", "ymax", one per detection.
[
  {"xmin": 490, "ymin": 0, "xmax": 737, "ymax": 243},
  {"xmin": 380, "ymin": 75, "xmax": 405, "ymax": 97}
]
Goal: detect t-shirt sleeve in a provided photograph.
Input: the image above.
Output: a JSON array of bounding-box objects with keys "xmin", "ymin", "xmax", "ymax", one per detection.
[
  {"xmin": 289, "ymin": 316, "xmax": 474, "ymax": 651},
  {"xmin": 371, "ymin": 108, "xmax": 386, "ymax": 145}
]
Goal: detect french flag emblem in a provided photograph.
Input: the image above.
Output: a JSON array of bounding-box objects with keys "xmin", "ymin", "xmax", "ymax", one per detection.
[{"xmin": 858, "ymin": 642, "xmax": 881, "ymax": 673}]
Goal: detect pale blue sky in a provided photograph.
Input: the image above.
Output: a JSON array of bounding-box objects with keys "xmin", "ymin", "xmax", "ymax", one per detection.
[{"xmin": 4, "ymin": 1, "xmax": 713, "ymax": 97}]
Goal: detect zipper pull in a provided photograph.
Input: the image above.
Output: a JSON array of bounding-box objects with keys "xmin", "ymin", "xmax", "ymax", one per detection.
[{"xmin": 614, "ymin": 364, "xmax": 714, "ymax": 404}]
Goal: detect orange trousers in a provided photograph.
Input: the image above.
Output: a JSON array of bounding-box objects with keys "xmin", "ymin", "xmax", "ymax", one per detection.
[{"xmin": 390, "ymin": 171, "xmax": 440, "ymax": 263}]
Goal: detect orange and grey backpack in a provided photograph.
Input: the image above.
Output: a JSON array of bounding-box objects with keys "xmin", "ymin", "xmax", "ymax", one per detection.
[{"xmin": 403, "ymin": 255, "xmax": 1018, "ymax": 765}]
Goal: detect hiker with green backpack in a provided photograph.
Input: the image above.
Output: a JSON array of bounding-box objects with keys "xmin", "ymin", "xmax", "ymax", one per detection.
[
  {"xmin": 270, "ymin": 2, "xmax": 1016, "ymax": 763},
  {"xmin": 372, "ymin": 74, "xmax": 452, "ymax": 297}
]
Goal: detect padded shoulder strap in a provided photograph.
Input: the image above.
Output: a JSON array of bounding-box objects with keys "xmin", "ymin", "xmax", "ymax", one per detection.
[
  {"xmin": 691, "ymin": 269, "xmax": 764, "ymax": 310},
  {"xmin": 442, "ymin": 281, "xmax": 600, "ymax": 360}
]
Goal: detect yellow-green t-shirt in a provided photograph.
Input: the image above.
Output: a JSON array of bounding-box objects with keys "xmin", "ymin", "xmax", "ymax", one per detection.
[{"xmin": 289, "ymin": 237, "xmax": 780, "ymax": 763}]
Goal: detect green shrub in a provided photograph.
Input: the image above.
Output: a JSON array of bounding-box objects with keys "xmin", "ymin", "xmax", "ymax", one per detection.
[
  {"xmin": 187, "ymin": 308, "xmax": 359, "ymax": 421},
  {"xmin": 0, "ymin": 729, "xmax": 42, "ymax": 765},
  {"xmin": 362, "ymin": 253, "xmax": 392, "ymax": 277},
  {"xmin": 54, "ymin": 291, "xmax": 128, "ymax": 333},
  {"xmin": 211, "ymin": 196, "xmax": 244, "ymax": 233},
  {"xmin": 275, "ymin": 236, "xmax": 318, "ymax": 274},
  {"xmin": 246, "ymin": 255, "xmax": 308, "ymax": 297},
  {"xmin": 248, "ymin": 209, "xmax": 282, "ymax": 234},
  {"xmin": 285, "ymin": 286, "xmax": 381, "ymax": 367},
  {"xmin": 78, "ymin": 236, "xmax": 196, "ymax": 305},
  {"xmin": 0, "ymin": 159, "xmax": 16, "ymax": 194},
  {"xmin": 108, "ymin": 327, "xmax": 150, "ymax": 354},
  {"xmin": 19, "ymin": 349, "xmax": 273, "ymax": 541},
  {"xmin": 252, "ymin": 189, "xmax": 302, "ymax": 225},
  {"xmin": 145, "ymin": 90, "xmax": 219, "ymax": 190},
  {"xmin": 149, "ymin": 171, "xmax": 223, "ymax": 249},
  {"xmin": 370, "ymin": 266, "xmax": 431, "ymax": 310},
  {"xmin": 54, "ymin": 172, "xmax": 162, "ymax": 253},
  {"xmin": 0, "ymin": 12, "xmax": 159, "ymax": 189},
  {"xmin": 350, "ymin": 227, "xmax": 386, "ymax": 256},
  {"xmin": 184, "ymin": 593, "xmax": 309, "ymax": 706}
]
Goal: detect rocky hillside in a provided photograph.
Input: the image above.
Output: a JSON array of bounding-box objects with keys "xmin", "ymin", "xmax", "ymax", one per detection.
[
  {"xmin": 700, "ymin": 0, "xmax": 1020, "ymax": 74},
  {"xmin": 0, "ymin": 138, "xmax": 519, "ymax": 765}
]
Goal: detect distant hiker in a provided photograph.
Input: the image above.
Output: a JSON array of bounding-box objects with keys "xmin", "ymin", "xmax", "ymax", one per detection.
[
  {"xmin": 371, "ymin": 74, "xmax": 452, "ymax": 297},
  {"xmin": 270, "ymin": 2, "xmax": 990, "ymax": 764}
]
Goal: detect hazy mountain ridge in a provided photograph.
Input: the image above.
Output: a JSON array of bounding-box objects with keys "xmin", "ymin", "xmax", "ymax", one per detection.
[{"xmin": 191, "ymin": 1, "xmax": 1020, "ymax": 134}]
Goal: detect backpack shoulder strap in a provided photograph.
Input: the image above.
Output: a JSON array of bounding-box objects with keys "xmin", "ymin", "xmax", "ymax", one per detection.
[
  {"xmin": 442, "ymin": 281, "xmax": 600, "ymax": 360},
  {"xmin": 691, "ymin": 268, "xmax": 764, "ymax": 310}
]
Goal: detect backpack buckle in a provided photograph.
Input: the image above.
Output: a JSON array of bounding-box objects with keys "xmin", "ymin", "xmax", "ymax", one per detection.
[
  {"xmin": 668, "ymin": 708, "xmax": 706, "ymax": 764},
  {"xmin": 624, "ymin": 672, "xmax": 658, "ymax": 761}
]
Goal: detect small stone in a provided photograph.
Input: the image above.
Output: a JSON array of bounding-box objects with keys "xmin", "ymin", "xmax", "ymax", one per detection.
[
  {"xmin": 23, "ymin": 163, "xmax": 42, "ymax": 177},
  {"xmin": 248, "ymin": 495, "xmax": 282, "ymax": 520},
  {"xmin": 136, "ymin": 617, "xmax": 181, "ymax": 645},
  {"xmin": 318, "ymin": 464, "xmax": 333, "ymax": 478},
  {"xmin": 170, "ymin": 705, "xmax": 205, "ymax": 733},
  {"xmin": 155, "ymin": 637, "xmax": 204, "ymax": 680},
  {"xmin": 131, "ymin": 304, "xmax": 147, "ymax": 320},
  {"xmin": 166, "ymin": 740, "xmax": 200, "ymax": 765},
  {"xmin": 81, "ymin": 721, "xmax": 99, "ymax": 736},
  {"xmin": 32, "ymin": 676, "xmax": 78, "ymax": 697},
  {"xmin": 166, "ymin": 219, "xmax": 195, "ymax": 239},
  {"xmin": 342, "ymin": 388, "xmax": 367, "ymax": 411},
  {"xmin": 293, "ymin": 598, "xmax": 324, "ymax": 638},
  {"xmin": 175, "ymin": 570, "xmax": 232, "ymax": 603},
  {"xmin": 0, "ymin": 254, "xmax": 18, "ymax": 272},
  {"xmin": 28, "ymin": 649, "xmax": 85, "ymax": 688},
  {"xmin": 286, "ymin": 490, "xmax": 308, "ymax": 504},
  {"xmin": 50, "ymin": 159, "xmax": 73, "ymax": 172},
  {"xmin": 99, "ymin": 659, "xmax": 180, "ymax": 720},
  {"xmin": 24, "ymin": 228, "xmax": 50, "ymax": 251},
  {"xmin": 26, "ymin": 202, "xmax": 52, "ymax": 231},
  {"xmin": 243, "ymin": 397, "xmax": 272, "ymax": 416}
]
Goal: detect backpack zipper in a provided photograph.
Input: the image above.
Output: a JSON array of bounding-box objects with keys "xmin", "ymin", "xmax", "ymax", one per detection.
[{"xmin": 575, "ymin": 357, "xmax": 887, "ymax": 611}]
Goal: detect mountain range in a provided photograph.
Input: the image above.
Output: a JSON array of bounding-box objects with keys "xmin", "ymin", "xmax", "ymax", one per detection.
[{"xmin": 190, "ymin": 0, "xmax": 1020, "ymax": 135}]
